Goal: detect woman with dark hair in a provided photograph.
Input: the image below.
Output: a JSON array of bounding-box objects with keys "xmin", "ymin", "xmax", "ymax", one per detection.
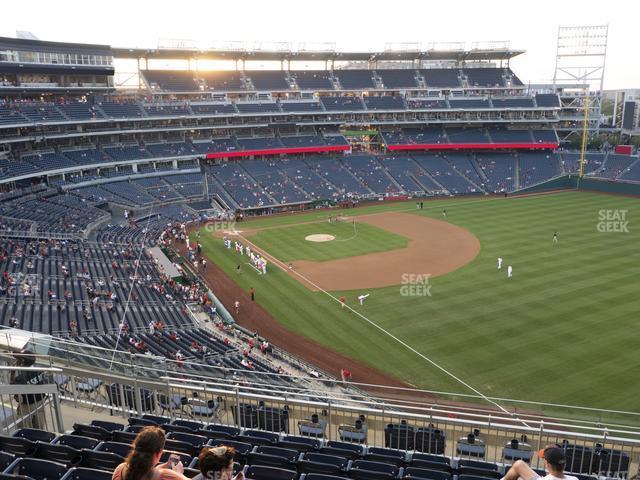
[
  {"xmin": 112, "ymin": 426, "xmax": 188, "ymax": 480},
  {"xmin": 195, "ymin": 445, "xmax": 244, "ymax": 480}
]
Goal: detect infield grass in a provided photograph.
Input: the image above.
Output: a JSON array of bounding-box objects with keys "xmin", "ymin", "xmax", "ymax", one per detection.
[
  {"xmin": 247, "ymin": 219, "xmax": 408, "ymax": 262},
  {"xmin": 196, "ymin": 191, "xmax": 640, "ymax": 420}
]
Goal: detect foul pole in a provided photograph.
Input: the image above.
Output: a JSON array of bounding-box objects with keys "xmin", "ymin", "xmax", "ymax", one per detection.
[{"xmin": 578, "ymin": 92, "xmax": 590, "ymax": 182}]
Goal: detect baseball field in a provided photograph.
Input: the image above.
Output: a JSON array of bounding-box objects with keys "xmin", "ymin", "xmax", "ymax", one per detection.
[{"xmin": 194, "ymin": 191, "xmax": 640, "ymax": 418}]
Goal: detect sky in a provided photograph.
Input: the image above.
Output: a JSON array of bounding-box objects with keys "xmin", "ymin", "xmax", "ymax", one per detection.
[{"xmin": 2, "ymin": 0, "xmax": 639, "ymax": 90}]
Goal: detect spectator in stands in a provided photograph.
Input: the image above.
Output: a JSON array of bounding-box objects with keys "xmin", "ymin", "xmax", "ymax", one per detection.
[
  {"xmin": 194, "ymin": 445, "xmax": 244, "ymax": 480},
  {"xmin": 341, "ymin": 368, "xmax": 352, "ymax": 382},
  {"xmin": 9, "ymin": 316, "xmax": 18, "ymax": 329},
  {"xmin": 69, "ymin": 320, "xmax": 78, "ymax": 337},
  {"xmin": 112, "ymin": 426, "xmax": 188, "ymax": 480},
  {"xmin": 501, "ymin": 444, "xmax": 577, "ymax": 480}
]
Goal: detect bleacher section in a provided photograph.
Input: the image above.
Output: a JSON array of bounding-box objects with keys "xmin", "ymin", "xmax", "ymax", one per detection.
[
  {"xmin": 0, "ymin": 416, "xmax": 632, "ymax": 480},
  {"xmin": 291, "ymin": 70, "xmax": 334, "ymax": 90},
  {"xmin": 475, "ymin": 153, "xmax": 517, "ymax": 192},
  {"xmin": 377, "ymin": 70, "xmax": 419, "ymax": 89},
  {"xmin": 334, "ymin": 70, "xmax": 376, "ymax": 90},
  {"xmin": 246, "ymin": 71, "xmax": 291, "ymax": 91},
  {"xmin": 420, "ymin": 69, "xmax": 461, "ymax": 88},
  {"xmin": 518, "ymin": 152, "xmax": 562, "ymax": 187},
  {"xmin": 141, "ymin": 70, "xmax": 200, "ymax": 92},
  {"xmin": 465, "ymin": 68, "xmax": 506, "ymax": 87}
]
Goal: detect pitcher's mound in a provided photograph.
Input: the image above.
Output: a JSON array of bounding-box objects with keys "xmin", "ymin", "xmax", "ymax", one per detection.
[{"xmin": 305, "ymin": 234, "xmax": 335, "ymax": 243}]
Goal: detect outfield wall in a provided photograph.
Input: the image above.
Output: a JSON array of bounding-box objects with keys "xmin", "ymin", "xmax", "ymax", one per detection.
[{"xmin": 515, "ymin": 176, "xmax": 640, "ymax": 197}]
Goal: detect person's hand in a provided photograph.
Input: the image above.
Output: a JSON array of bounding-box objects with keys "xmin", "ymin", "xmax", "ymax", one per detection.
[
  {"xmin": 171, "ymin": 460, "xmax": 184, "ymax": 474},
  {"xmin": 233, "ymin": 472, "xmax": 245, "ymax": 480}
]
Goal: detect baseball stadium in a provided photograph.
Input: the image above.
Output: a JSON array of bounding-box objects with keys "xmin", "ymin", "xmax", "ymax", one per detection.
[{"xmin": 0, "ymin": 7, "xmax": 639, "ymax": 480}]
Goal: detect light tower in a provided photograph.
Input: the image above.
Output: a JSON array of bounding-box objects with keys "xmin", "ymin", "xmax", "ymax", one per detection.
[{"xmin": 553, "ymin": 25, "xmax": 608, "ymax": 138}]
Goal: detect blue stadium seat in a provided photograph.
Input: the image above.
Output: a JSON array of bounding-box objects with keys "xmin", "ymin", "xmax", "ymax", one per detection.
[
  {"xmin": 348, "ymin": 459, "xmax": 400, "ymax": 480},
  {"xmin": 4, "ymin": 458, "xmax": 67, "ymax": 480},
  {"xmin": 166, "ymin": 432, "xmax": 208, "ymax": 449},
  {"xmin": 11, "ymin": 430, "xmax": 56, "ymax": 444},
  {"xmin": 60, "ymin": 468, "xmax": 112, "ymax": 480},
  {"xmin": 95, "ymin": 441, "xmax": 131, "ymax": 458},
  {"xmin": 402, "ymin": 467, "xmax": 452, "ymax": 480},
  {"xmin": 78, "ymin": 449, "xmax": 123, "ymax": 471},
  {"xmin": 247, "ymin": 445, "xmax": 298, "ymax": 469},
  {"xmin": 320, "ymin": 441, "xmax": 364, "ymax": 460},
  {"xmin": 365, "ymin": 447, "xmax": 406, "ymax": 466},
  {"xmin": 0, "ymin": 452, "xmax": 15, "ymax": 471},
  {"xmin": 300, "ymin": 475, "xmax": 349, "ymax": 480},
  {"xmin": 70, "ymin": 424, "xmax": 110, "ymax": 442},
  {"xmin": 52, "ymin": 436, "xmax": 99, "ymax": 451},
  {"xmin": 238, "ymin": 430, "xmax": 279, "ymax": 446},
  {"xmin": 244, "ymin": 465, "xmax": 297, "ymax": 480},
  {"xmin": 90, "ymin": 421, "xmax": 124, "ymax": 432},
  {"xmin": 298, "ymin": 453, "xmax": 350, "ymax": 476},
  {"xmin": 0, "ymin": 437, "xmax": 36, "ymax": 457},
  {"xmin": 33, "ymin": 441, "xmax": 82, "ymax": 467},
  {"xmin": 204, "ymin": 425, "xmax": 240, "ymax": 439},
  {"xmin": 278, "ymin": 435, "xmax": 321, "ymax": 452}
]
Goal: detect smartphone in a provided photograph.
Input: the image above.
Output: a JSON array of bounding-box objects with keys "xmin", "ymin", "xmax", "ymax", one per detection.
[{"xmin": 167, "ymin": 454, "xmax": 181, "ymax": 467}]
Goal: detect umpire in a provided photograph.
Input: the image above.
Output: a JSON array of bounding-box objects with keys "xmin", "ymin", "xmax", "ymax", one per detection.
[{"xmin": 9, "ymin": 349, "xmax": 48, "ymax": 429}]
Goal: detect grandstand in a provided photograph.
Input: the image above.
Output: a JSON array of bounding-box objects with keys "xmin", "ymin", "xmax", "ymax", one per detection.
[{"xmin": 0, "ymin": 31, "xmax": 639, "ymax": 480}]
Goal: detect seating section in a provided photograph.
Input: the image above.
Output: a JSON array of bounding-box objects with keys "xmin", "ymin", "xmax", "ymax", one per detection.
[
  {"xmin": 320, "ymin": 97, "xmax": 364, "ymax": 111},
  {"xmin": 2, "ymin": 423, "xmax": 626, "ymax": 480},
  {"xmin": 364, "ymin": 96, "xmax": 405, "ymax": 111},
  {"xmin": 377, "ymin": 70, "xmax": 418, "ymax": 89},
  {"xmin": 292, "ymin": 71, "xmax": 334, "ymax": 90},
  {"xmin": 141, "ymin": 70, "xmax": 200, "ymax": 92},
  {"xmin": 420, "ymin": 69, "xmax": 461, "ymax": 88},
  {"xmin": 465, "ymin": 68, "xmax": 506, "ymax": 87},
  {"xmin": 475, "ymin": 153, "xmax": 516, "ymax": 192},
  {"xmin": 334, "ymin": 71, "xmax": 376, "ymax": 90},
  {"xmin": 246, "ymin": 71, "xmax": 291, "ymax": 91},
  {"xmin": 0, "ymin": 189, "xmax": 108, "ymax": 235},
  {"xmin": 518, "ymin": 152, "xmax": 562, "ymax": 187}
]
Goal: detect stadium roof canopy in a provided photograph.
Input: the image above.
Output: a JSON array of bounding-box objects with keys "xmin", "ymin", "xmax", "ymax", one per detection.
[
  {"xmin": 112, "ymin": 46, "xmax": 525, "ymax": 63},
  {"xmin": 0, "ymin": 36, "xmax": 112, "ymax": 56}
]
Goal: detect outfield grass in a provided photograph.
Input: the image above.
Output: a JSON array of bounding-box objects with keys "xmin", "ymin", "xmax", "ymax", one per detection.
[
  {"xmin": 197, "ymin": 192, "xmax": 640, "ymax": 418},
  {"xmin": 248, "ymin": 219, "xmax": 408, "ymax": 262}
]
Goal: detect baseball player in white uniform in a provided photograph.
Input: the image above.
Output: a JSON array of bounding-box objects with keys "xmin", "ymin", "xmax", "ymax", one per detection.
[
  {"xmin": 357, "ymin": 293, "xmax": 370, "ymax": 305},
  {"xmin": 497, "ymin": 257, "xmax": 503, "ymax": 270},
  {"xmin": 507, "ymin": 265, "xmax": 513, "ymax": 278}
]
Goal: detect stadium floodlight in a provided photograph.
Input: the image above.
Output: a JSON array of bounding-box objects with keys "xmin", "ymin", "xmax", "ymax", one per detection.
[
  {"xmin": 157, "ymin": 38, "xmax": 197, "ymax": 50},
  {"xmin": 252, "ymin": 41, "xmax": 293, "ymax": 52},
  {"xmin": 298, "ymin": 42, "xmax": 336, "ymax": 53},
  {"xmin": 201, "ymin": 40, "xmax": 248, "ymax": 52},
  {"xmin": 470, "ymin": 40, "xmax": 511, "ymax": 51},
  {"xmin": 553, "ymin": 24, "xmax": 608, "ymax": 135},
  {"xmin": 426, "ymin": 41, "xmax": 465, "ymax": 51},
  {"xmin": 384, "ymin": 42, "xmax": 421, "ymax": 52}
]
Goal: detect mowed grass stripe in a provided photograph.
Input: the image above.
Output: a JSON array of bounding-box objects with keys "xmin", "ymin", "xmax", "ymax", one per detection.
[{"xmin": 197, "ymin": 191, "xmax": 640, "ymax": 416}]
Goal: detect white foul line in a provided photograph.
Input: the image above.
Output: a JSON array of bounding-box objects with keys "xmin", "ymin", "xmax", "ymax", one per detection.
[{"xmin": 235, "ymin": 230, "xmax": 530, "ymax": 427}]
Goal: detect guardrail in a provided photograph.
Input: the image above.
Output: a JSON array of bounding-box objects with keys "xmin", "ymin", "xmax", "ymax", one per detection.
[
  {"xmin": 0, "ymin": 363, "xmax": 64, "ymax": 435},
  {"xmin": 1, "ymin": 329, "xmax": 640, "ymax": 477}
]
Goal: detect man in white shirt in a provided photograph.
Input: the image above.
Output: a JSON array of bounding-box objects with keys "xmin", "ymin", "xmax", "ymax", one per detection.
[
  {"xmin": 497, "ymin": 257, "xmax": 503, "ymax": 270},
  {"xmin": 501, "ymin": 445, "xmax": 578, "ymax": 480},
  {"xmin": 507, "ymin": 265, "xmax": 513, "ymax": 278}
]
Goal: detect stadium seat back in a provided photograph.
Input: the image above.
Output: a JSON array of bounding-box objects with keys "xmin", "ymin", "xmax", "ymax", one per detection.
[{"xmin": 244, "ymin": 465, "xmax": 297, "ymax": 480}]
